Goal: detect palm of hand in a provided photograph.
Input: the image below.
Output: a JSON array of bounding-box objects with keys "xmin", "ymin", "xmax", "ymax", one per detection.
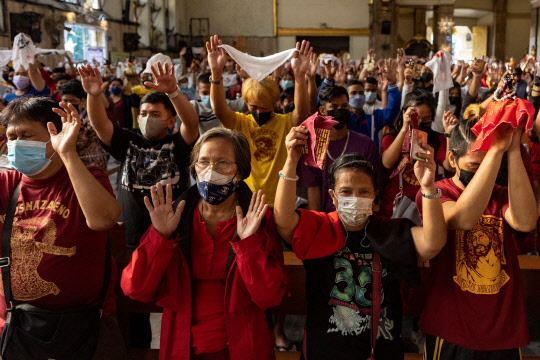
[
  {"xmin": 150, "ymin": 202, "xmax": 179, "ymax": 237},
  {"xmin": 82, "ymin": 76, "xmax": 103, "ymax": 96},
  {"xmin": 237, "ymin": 211, "xmax": 260, "ymax": 239},
  {"xmin": 51, "ymin": 121, "xmax": 79, "ymax": 155}
]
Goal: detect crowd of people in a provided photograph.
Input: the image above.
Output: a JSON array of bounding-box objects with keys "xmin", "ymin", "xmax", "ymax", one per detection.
[{"xmin": 0, "ymin": 32, "xmax": 539, "ymax": 360}]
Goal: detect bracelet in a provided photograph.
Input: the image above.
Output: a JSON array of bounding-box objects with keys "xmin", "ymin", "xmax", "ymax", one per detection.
[
  {"xmin": 166, "ymin": 86, "xmax": 181, "ymax": 99},
  {"xmin": 209, "ymin": 76, "xmax": 222, "ymax": 85},
  {"xmin": 444, "ymin": 132, "xmax": 451, "ymax": 138},
  {"xmin": 421, "ymin": 188, "xmax": 441, "ymax": 199},
  {"xmin": 279, "ymin": 170, "xmax": 299, "ymax": 182}
]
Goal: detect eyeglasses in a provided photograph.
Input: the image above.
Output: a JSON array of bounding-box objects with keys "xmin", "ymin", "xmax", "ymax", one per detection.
[{"xmin": 195, "ymin": 160, "xmax": 236, "ymax": 174}]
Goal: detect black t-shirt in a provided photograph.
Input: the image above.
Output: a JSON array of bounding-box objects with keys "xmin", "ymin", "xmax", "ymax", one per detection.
[
  {"xmin": 103, "ymin": 125, "xmax": 191, "ymax": 248},
  {"xmin": 302, "ymin": 216, "xmax": 419, "ymax": 359}
]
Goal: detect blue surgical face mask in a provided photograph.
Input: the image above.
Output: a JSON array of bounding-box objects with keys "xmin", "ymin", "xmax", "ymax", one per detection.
[
  {"xmin": 110, "ymin": 86, "xmax": 122, "ymax": 96},
  {"xmin": 365, "ymin": 91, "xmax": 377, "ymax": 103},
  {"xmin": 7, "ymin": 139, "xmax": 53, "ymax": 176},
  {"xmin": 349, "ymin": 94, "xmax": 365, "ymax": 110},
  {"xmin": 196, "ymin": 170, "xmax": 238, "ymax": 205},
  {"xmin": 281, "ymin": 80, "xmax": 294, "ymax": 90},
  {"xmin": 200, "ymin": 95, "xmax": 211, "ymax": 107}
]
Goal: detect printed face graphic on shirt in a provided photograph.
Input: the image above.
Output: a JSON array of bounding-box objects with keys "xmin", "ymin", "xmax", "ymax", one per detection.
[
  {"xmin": 121, "ymin": 141, "xmax": 181, "ymax": 192},
  {"xmin": 251, "ymin": 128, "xmax": 278, "ymax": 162},
  {"xmin": 402, "ymin": 160, "xmax": 420, "ymax": 186},
  {"xmin": 454, "ymin": 215, "xmax": 509, "ymax": 295},
  {"xmin": 8, "ymin": 216, "xmax": 76, "ymax": 301},
  {"xmin": 327, "ymin": 247, "xmax": 394, "ymax": 340}
]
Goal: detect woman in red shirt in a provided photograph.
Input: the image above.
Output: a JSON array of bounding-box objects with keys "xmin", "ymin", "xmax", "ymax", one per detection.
[
  {"xmin": 273, "ymin": 126, "xmax": 446, "ymax": 359},
  {"xmin": 121, "ymin": 128, "xmax": 288, "ymax": 360}
]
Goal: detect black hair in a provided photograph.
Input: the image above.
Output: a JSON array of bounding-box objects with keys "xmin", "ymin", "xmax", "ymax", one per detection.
[
  {"xmin": 319, "ymin": 85, "xmax": 349, "ymax": 106},
  {"xmin": 0, "ymin": 98, "xmax": 8, "ymax": 107},
  {"xmin": 280, "ymin": 86, "xmax": 295, "ymax": 102},
  {"xmin": 53, "ymin": 73, "xmax": 72, "ymax": 84},
  {"xmin": 110, "ymin": 78, "xmax": 123, "ymax": 86},
  {"xmin": 190, "ymin": 128, "xmax": 251, "ymax": 181},
  {"xmin": 514, "ymin": 67, "xmax": 523, "ymax": 77},
  {"xmin": 52, "ymin": 67, "xmax": 66, "ymax": 74},
  {"xmin": 1, "ymin": 96, "xmax": 62, "ymax": 132},
  {"xmin": 59, "ymin": 80, "xmax": 86, "ymax": 99},
  {"xmin": 449, "ymin": 117, "xmax": 480, "ymax": 162},
  {"xmin": 365, "ymin": 77, "xmax": 377, "ymax": 85},
  {"xmin": 140, "ymin": 91, "xmax": 176, "ymax": 117},
  {"xmin": 197, "ymin": 72, "xmax": 211, "ymax": 85},
  {"xmin": 328, "ymin": 153, "xmax": 376, "ymax": 190},
  {"xmin": 389, "ymin": 88, "xmax": 436, "ymax": 134},
  {"xmin": 346, "ymin": 79, "xmax": 364, "ymax": 89}
]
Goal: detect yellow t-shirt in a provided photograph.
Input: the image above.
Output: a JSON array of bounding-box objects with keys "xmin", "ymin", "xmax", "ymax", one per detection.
[{"xmin": 234, "ymin": 112, "xmax": 292, "ymax": 207}]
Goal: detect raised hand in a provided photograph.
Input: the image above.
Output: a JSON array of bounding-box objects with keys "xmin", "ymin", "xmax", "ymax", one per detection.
[
  {"xmin": 235, "ymin": 63, "xmax": 249, "ymax": 80},
  {"xmin": 306, "ymin": 52, "xmax": 318, "ymax": 79},
  {"xmin": 285, "ymin": 126, "xmax": 308, "ymax": 162},
  {"xmin": 324, "ymin": 61, "xmax": 339, "ymax": 80},
  {"xmin": 383, "ymin": 58, "xmax": 398, "ymax": 83},
  {"xmin": 236, "ymin": 190, "xmax": 269, "ymax": 240},
  {"xmin": 206, "ymin": 35, "xmax": 228, "ymax": 77},
  {"xmin": 144, "ymin": 183, "xmax": 186, "ymax": 239},
  {"xmin": 50, "ymin": 102, "xmax": 82, "ymax": 157},
  {"xmin": 78, "ymin": 64, "xmax": 108, "ymax": 96},
  {"xmin": 145, "ymin": 62, "xmax": 177, "ymax": 94},
  {"xmin": 490, "ymin": 123, "xmax": 515, "ymax": 153},
  {"xmin": 442, "ymin": 110, "xmax": 459, "ymax": 134},
  {"xmin": 336, "ymin": 65, "xmax": 347, "ymax": 84},
  {"xmin": 413, "ymin": 143, "xmax": 437, "ymax": 189},
  {"xmin": 291, "ymin": 40, "xmax": 312, "ymax": 75}
]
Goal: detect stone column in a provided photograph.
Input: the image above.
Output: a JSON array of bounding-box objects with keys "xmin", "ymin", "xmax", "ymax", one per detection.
[
  {"xmin": 369, "ymin": 0, "xmax": 398, "ymax": 59},
  {"xmin": 432, "ymin": 4, "xmax": 454, "ymax": 52},
  {"xmin": 414, "ymin": 7, "xmax": 427, "ymax": 37},
  {"xmin": 492, "ymin": 0, "xmax": 507, "ymax": 60}
]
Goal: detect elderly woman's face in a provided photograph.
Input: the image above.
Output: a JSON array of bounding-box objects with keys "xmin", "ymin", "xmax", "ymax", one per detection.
[{"xmin": 196, "ymin": 138, "xmax": 239, "ymax": 178}]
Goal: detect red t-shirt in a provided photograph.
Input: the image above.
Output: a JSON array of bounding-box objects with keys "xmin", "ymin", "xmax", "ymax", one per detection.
[
  {"xmin": 379, "ymin": 133, "xmax": 446, "ymax": 219},
  {"xmin": 0, "ymin": 166, "xmax": 117, "ymax": 332},
  {"xmin": 415, "ymin": 178, "xmax": 529, "ymax": 350},
  {"xmin": 107, "ymin": 97, "xmax": 126, "ymax": 128},
  {"xmin": 190, "ymin": 206, "xmax": 236, "ymax": 354}
]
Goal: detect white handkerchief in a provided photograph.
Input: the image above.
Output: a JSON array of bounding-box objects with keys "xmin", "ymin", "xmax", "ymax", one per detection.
[
  {"xmin": 319, "ymin": 54, "xmax": 340, "ymax": 66},
  {"xmin": 425, "ymin": 50, "xmax": 453, "ymax": 94},
  {"xmin": 144, "ymin": 53, "xmax": 173, "ymax": 74},
  {"xmin": 219, "ymin": 45, "xmax": 298, "ymax": 83},
  {"xmin": 12, "ymin": 33, "xmax": 37, "ymax": 70}
]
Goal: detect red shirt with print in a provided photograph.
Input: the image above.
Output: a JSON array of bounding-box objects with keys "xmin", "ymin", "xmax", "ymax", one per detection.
[
  {"xmin": 379, "ymin": 133, "xmax": 446, "ymax": 219},
  {"xmin": 415, "ymin": 178, "xmax": 529, "ymax": 350},
  {"xmin": 0, "ymin": 166, "xmax": 117, "ymax": 334}
]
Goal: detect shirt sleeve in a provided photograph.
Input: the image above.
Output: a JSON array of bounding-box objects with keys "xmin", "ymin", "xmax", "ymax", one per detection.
[
  {"xmin": 100, "ymin": 124, "xmax": 140, "ymax": 162},
  {"xmin": 373, "ymin": 84, "xmax": 401, "ymax": 131},
  {"xmin": 381, "ymin": 133, "xmax": 395, "ymax": 154},
  {"xmin": 87, "ymin": 166, "xmax": 115, "ymax": 197},
  {"xmin": 292, "ymin": 209, "xmax": 346, "ymax": 260}
]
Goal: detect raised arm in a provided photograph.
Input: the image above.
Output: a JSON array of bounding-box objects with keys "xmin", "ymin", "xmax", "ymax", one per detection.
[
  {"xmin": 468, "ymin": 63, "xmax": 488, "ymax": 99},
  {"xmin": 50, "ymin": 102, "xmax": 121, "ymax": 230},
  {"xmin": 28, "ymin": 62, "xmax": 46, "ymax": 92},
  {"xmin": 78, "ymin": 64, "xmax": 114, "ymax": 146},
  {"xmin": 306, "ymin": 52, "xmax": 319, "ymax": 114},
  {"xmin": 504, "ymin": 129, "xmax": 538, "ymax": 231},
  {"xmin": 290, "ymin": 40, "xmax": 312, "ymax": 126},
  {"xmin": 410, "ymin": 143, "xmax": 447, "ymax": 261},
  {"xmin": 443, "ymin": 126, "xmax": 513, "ymax": 230},
  {"xmin": 273, "ymin": 126, "xmax": 309, "ymax": 243},
  {"xmin": 207, "ymin": 35, "xmax": 237, "ymax": 129},
  {"xmin": 144, "ymin": 62, "xmax": 199, "ymax": 145},
  {"xmin": 442, "ymin": 110, "xmax": 459, "ymax": 172},
  {"xmin": 381, "ymin": 108, "xmax": 412, "ymax": 169}
]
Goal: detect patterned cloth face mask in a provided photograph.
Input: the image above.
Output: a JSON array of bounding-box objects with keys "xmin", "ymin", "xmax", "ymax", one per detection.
[
  {"xmin": 336, "ymin": 196, "xmax": 374, "ymax": 227},
  {"xmin": 196, "ymin": 168, "xmax": 238, "ymax": 205}
]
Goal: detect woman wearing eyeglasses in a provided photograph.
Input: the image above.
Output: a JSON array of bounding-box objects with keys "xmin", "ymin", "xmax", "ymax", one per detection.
[{"xmin": 121, "ymin": 127, "xmax": 288, "ymax": 360}]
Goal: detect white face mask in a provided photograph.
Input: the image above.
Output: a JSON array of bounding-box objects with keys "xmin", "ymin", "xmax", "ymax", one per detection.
[
  {"xmin": 197, "ymin": 168, "xmax": 236, "ymax": 185},
  {"xmin": 365, "ymin": 91, "xmax": 377, "ymax": 103},
  {"xmin": 138, "ymin": 116, "xmax": 166, "ymax": 139},
  {"xmin": 336, "ymin": 196, "xmax": 373, "ymax": 227}
]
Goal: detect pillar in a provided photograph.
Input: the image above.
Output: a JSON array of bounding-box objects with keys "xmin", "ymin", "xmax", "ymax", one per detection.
[
  {"xmin": 369, "ymin": 0, "xmax": 398, "ymax": 59},
  {"xmin": 492, "ymin": 0, "xmax": 507, "ymax": 60},
  {"xmin": 432, "ymin": 4, "xmax": 454, "ymax": 52}
]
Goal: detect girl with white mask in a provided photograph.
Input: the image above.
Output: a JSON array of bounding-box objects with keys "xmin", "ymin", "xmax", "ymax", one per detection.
[{"xmin": 273, "ymin": 126, "xmax": 447, "ymax": 359}]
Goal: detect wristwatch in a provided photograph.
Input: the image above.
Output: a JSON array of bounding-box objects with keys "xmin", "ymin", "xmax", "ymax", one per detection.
[
  {"xmin": 421, "ymin": 188, "xmax": 442, "ymax": 199},
  {"xmin": 209, "ymin": 76, "xmax": 222, "ymax": 85}
]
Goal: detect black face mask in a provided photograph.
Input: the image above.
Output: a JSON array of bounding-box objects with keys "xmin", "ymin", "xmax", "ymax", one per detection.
[
  {"xmin": 418, "ymin": 122, "xmax": 432, "ymax": 132},
  {"xmin": 327, "ymin": 109, "xmax": 350, "ymax": 130},
  {"xmin": 424, "ymin": 84, "xmax": 434, "ymax": 93},
  {"xmin": 449, "ymin": 96, "xmax": 460, "ymax": 105},
  {"xmin": 458, "ymin": 166, "xmax": 476, "ymax": 187},
  {"xmin": 283, "ymin": 104, "xmax": 295, "ymax": 114},
  {"xmin": 251, "ymin": 111, "xmax": 273, "ymax": 126}
]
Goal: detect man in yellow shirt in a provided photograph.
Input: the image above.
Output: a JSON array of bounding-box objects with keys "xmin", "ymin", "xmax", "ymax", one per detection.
[{"xmin": 206, "ymin": 35, "xmax": 311, "ymax": 206}]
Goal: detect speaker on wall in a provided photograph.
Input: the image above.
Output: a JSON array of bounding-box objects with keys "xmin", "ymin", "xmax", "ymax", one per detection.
[{"xmin": 381, "ymin": 20, "xmax": 391, "ymax": 35}]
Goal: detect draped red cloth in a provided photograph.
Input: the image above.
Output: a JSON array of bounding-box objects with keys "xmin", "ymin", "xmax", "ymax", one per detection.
[
  {"xmin": 471, "ymin": 98, "xmax": 535, "ymax": 152},
  {"xmin": 300, "ymin": 113, "xmax": 338, "ymax": 169}
]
